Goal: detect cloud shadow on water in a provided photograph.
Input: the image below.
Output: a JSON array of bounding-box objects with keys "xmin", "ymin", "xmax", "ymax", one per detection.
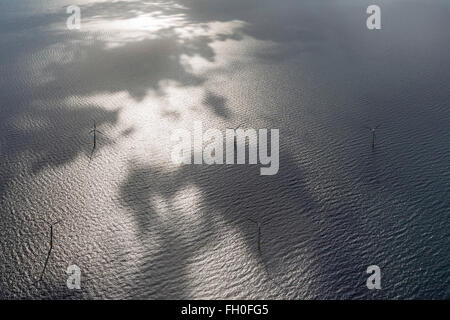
[{"xmin": 118, "ymin": 146, "xmax": 332, "ymax": 299}]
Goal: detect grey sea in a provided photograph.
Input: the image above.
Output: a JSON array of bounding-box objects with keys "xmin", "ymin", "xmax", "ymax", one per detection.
[{"xmin": 1, "ymin": 0, "xmax": 449, "ymax": 299}]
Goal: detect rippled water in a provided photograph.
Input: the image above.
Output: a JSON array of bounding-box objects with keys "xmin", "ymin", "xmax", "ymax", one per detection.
[{"xmin": 1, "ymin": 0, "xmax": 449, "ymax": 299}]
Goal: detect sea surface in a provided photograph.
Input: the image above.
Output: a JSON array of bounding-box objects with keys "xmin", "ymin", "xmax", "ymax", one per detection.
[{"xmin": 1, "ymin": 0, "xmax": 449, "ymax": 299}]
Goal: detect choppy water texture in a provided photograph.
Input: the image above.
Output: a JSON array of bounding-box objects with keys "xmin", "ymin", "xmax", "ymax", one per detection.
[{"xmin": 1, "ymin": 0, "xmax": 450, "ymax": 299}]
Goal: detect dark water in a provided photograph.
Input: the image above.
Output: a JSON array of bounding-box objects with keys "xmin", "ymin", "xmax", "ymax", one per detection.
[{"xmin": 1, "ymin": 0, "xmax": 449, "ymax": 299}]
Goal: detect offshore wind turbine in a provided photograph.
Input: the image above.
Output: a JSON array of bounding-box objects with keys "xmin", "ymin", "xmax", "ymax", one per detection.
[
  {"xmin": 246, "ymin": 217, "xmax": 304, "ymax": 296},
  {"xmin": 89, "ymin": 121, "xmax": 105, "ymax": 160},
  {"xmin": 227, "ymin": 123, "xmax": 245, "ymax": 148},
  {"xmin": 364, "ymin": 124, "xmax": 381, "ymax": 149},
  {"xmin": 226, "ymin": 123, "xmax": 245, "ymax": 131},
  {"xmin": 246, "ymin": 217, "xmax": 298, "ymax": 295},
  {"xmin": 38, "ymin": 220, "xmax": 61, "ymax": 282}
]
